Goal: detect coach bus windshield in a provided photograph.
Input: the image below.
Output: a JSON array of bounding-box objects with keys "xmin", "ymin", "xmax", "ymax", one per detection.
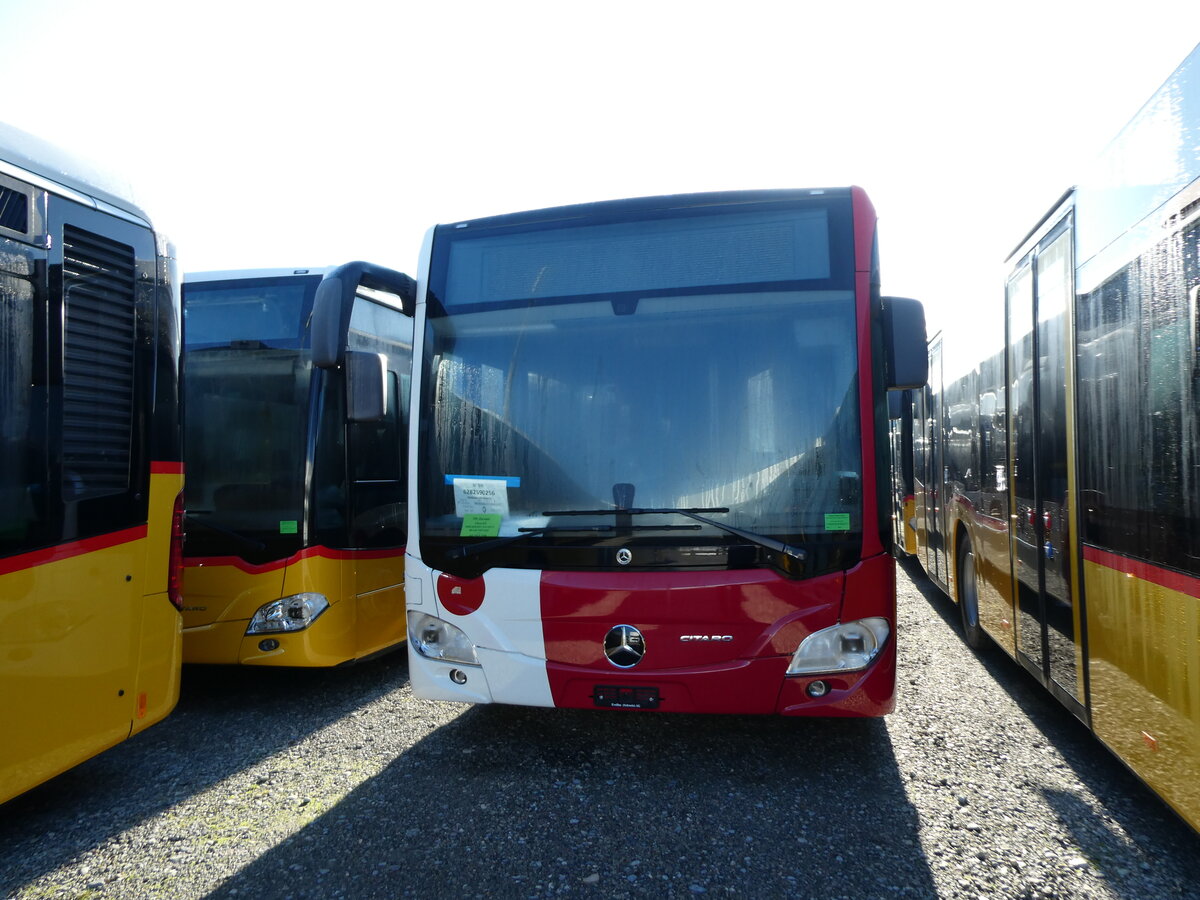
[
  {"xmin": 420, "ymin": 197, "xmax": 863, "ymax": 576},
  {"xmin": 183, "ymin": 276, "xmax": 319, "ymax": 561}
]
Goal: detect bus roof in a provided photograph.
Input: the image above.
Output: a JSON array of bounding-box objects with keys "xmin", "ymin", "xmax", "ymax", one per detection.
[
  {"xmin": 440, "ymin": 187, "xmax": 855, "ymax": 231},
  {"xmin": 185, "ymin": 268, "xmax": 331, "ymax": 283},
  {"xmin": 0, "ymin": 121, "xmax": 154, "ymax": 228}
]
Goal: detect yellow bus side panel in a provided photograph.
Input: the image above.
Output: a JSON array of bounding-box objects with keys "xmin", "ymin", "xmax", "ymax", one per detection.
[
  {"xmin": 350, "ymin": 552, "xmax": 406, "ymax": 659},
  {"xmin": 1, "ymin": 539, "xmax": 144, "ymax": 804},
  {"xmin": 974, "ymin": 515, "xmax": 1018, "ymax": 660},
  {"xmin": 132, "ymin": 470, "xmax": 185, "ymax": 733},
  {"xmin": 130, "ymin": 590, "xmax": 182, "ymax": 736},
  {"xmin": 1085, "ymin": 557, "xmax": 1200, "ymax": 831}
]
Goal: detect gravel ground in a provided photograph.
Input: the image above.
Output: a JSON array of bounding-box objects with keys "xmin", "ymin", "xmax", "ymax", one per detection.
[{"xmin": 2, "ymin": 558, "xmax": 1197, "ymax": 899}]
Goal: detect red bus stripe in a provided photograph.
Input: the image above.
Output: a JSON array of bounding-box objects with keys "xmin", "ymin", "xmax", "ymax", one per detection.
[
  {"xmin": 183, "ymin": 543, "xmax": 405, "ymax": 573},
  {"xmin": 0, "ymin": 526, "xmax": 148, "ymax": 577},
  {"xmin": 1083, "ymin": 545, "xmax": 1200, "ymax": 597},
  {"xmin": 151, "ymin": 461, "xmax": 185, "ymax": 475}
]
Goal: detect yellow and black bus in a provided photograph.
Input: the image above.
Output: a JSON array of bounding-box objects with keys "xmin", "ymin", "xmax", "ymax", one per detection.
[
  {"xmin": 0, "ymin": 123, "xmax": 184, "ymax": 805},
  {"xmin": 906, "ymin": 44, "xmax": 1200, "ymax": 832},
  {"xmin": 180, "ymin": 264, "xmax": 415, "ymax": 666}
]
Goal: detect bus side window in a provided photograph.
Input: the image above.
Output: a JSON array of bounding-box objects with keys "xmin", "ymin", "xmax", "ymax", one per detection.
[{"xmin": 349, "ymin": 370, "xmax": 405, "ymax": 548}]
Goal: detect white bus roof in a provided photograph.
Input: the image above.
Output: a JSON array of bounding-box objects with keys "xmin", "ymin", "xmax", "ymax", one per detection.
[{"xmin": 0, "ymin": 120, "xmax": 153, "ymax": 228}]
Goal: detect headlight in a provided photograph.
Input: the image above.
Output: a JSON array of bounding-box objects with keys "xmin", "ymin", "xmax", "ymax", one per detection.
[
  {"xmin": 245, "ymin": 592, "xmax": 329, "ymax": 635},
  {"xmin": 408, "ymin": 611, "xmax": 479, "ymax": 666},
  {"xmin": 786, "ymin": 617, "xmax": 890, "ymax": 676}
]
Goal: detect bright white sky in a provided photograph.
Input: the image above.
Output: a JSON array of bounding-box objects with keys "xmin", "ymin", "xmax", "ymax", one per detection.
[{"xmin": 2, "ymin": 0, "xmax": 1198, "ymax": 334}]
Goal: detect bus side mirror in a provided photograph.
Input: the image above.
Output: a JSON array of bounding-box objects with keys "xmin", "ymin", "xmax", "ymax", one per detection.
[
  {"xmin": 311, "ymin": 276, "xmax": 346, "ymax": 369},
  {"xmin": 346, "ymin": 350, "xmax": 387, "ymax": 422},
  {"xmin": 882, "ymin": 296, "xmax": 928, "ymax": 390},
  {"xmin": 311, "ymin": 262, "xmax": 417, "ymax": 370}
]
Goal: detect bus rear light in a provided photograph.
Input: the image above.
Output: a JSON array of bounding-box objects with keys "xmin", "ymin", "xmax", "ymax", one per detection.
[
  {"xmin": 246, "ymin": 593, "xmax": 330, "ymax": 635},
  {"xmin": 168, "ymin": 491, "xmax": 185, "ymax": 610},
  {"xmin": 786, "ymin": 618, "xmax": 890, "ymax": 676}
]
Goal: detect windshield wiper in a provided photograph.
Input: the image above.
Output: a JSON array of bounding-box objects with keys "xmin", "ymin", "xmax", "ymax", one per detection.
[
  {"xmin": 542, "ymin": 506, "xmax": 807, "ymax": 562},
  {"xmin": 445, "ymin": 524, "xmax": 616, "ymax": 560},
  {"xmin": 184, "ymin": 511, "xmax": 267, "ymax": 552},
  {"xmin": 444, "ymin": 519, "xmax": 708, "ymax": 561}
]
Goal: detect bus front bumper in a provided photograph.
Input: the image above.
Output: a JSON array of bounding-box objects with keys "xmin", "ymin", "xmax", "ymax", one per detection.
[{"xmin": 407, "ymin": 636, "xmax": 896, "ymax": 716}]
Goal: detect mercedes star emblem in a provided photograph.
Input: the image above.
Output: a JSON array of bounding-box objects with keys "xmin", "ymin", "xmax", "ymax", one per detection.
[{"xmin": 603, "ymin": 624, "xmax": 646, "ymax": 668}]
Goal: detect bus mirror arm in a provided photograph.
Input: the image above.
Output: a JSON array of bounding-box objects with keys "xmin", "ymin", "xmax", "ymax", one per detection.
[
  {"xmin": 312, "ymin": 262, "xmax": 417, "ymax": 369},
  {"xmin": 882, "ymin": 296, "xmax": 928, "ymax": 390}
]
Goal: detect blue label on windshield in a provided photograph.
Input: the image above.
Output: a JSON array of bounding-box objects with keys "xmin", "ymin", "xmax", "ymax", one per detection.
[{"xmin": 444, "ymin": 474, "xmax": 521, "ymax": 487}]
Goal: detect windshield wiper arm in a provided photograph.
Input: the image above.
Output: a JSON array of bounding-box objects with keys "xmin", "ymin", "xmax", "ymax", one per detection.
[
  {"xmin": 445, "ymin": 524, "xmax": 615, "ymax": 560},
  {"xmin": 541, "ymin": 506, "xmax": 807, "ymax": 562}
]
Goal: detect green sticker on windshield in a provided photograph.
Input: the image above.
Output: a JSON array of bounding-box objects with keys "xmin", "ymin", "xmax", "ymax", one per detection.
[
  {"xmin": 824, "ymin": 513, "xmax": 851, "ymax": 532},
  {"xmin": 279, "ymin": 520, "xmax": 298, "ymax": 534},
  {"xmin": 461, "ymin": 514, "xmax": 502, "ymax": 537}
]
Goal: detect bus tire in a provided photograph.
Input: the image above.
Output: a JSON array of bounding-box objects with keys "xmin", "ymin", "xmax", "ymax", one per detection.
[{"xmin": 956, "ymin": 535, "xmax": 985, "ymax": 650}]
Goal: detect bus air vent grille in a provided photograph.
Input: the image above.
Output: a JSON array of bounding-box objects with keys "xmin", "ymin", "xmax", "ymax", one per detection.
[{"xmin": 61, "ymin": 224, "xmax": 137, "ymax": 501}]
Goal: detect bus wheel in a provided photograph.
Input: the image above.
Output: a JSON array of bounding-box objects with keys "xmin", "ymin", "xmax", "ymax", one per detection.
[{"xmin": 957, "ymin": 537, "xmax": 985, "ymax": 650}]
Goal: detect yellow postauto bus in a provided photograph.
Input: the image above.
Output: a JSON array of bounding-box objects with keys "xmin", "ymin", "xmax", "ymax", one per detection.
[
  {"xmin": 181, "ymin": 264, "xmax": 415, "ymax": 666},
  {"xmin": 1, "ymin": 122, "xmax": 183, "ymax": 805},
  {"xmin": 906, "ymin": 43, "xmax": 1200, "ymax": 832}
]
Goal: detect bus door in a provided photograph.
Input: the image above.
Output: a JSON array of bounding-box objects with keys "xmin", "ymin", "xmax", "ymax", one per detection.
[{"xmin": 1006, "ymin": 218, "xmax": 1084, "ymax": 715}]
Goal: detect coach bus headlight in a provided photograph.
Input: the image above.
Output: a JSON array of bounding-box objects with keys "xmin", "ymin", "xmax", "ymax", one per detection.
[
  {"xmin": 408, "ymin": 611, "xmax": 479, "ymax": 666},
  {"xmin": 785, "ymin": 618, "xmax": 890, "ymax": 676},
  {"xmin": 246, "ymin": 592, "xmax": 330, "ymax": 635}
]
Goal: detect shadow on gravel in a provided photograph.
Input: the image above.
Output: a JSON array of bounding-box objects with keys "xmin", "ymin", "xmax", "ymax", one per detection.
[
  {"xmin": 209, "ymin": 704, "xmax": 935, "ymax": 899},
  {"xmin": 898, "ymin": 556, "xmax": 1200, "ymax": 884},
  {"xmin": 0, "ymin": 650, "xmax": 410, "ymax": 896}
]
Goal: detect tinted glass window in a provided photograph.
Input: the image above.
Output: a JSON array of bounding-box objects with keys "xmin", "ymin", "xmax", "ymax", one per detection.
[
  {"xmin": 184, "ymin": 276, "xmax": 317, "ymax": 349},
  {"xmin": 443, "ymin": 207, "xmax": 837, "ymax": 308},
  {"xmin": 1077, "ymin": 221, "xmax": 1200, "ymax": 575},
  {"xmin": 0, "ymin": 253, "xmax": 39, "ymax": 554},
  {"xmin": 346, "ymin": 296, "xmax": 412, "ymax": 549}
]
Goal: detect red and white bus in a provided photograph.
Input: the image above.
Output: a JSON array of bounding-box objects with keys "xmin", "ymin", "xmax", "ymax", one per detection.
[{"xmin": 404, "ymin": 189, "xmax": 926, "ymax": 715}]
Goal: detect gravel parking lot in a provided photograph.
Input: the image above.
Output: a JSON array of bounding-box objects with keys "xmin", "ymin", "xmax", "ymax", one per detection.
[{"xmin": 2, "ymin": 558, "xmax": 1197, "ymax": 899}]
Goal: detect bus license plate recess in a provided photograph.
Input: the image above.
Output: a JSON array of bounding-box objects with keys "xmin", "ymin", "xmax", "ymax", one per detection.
[{"xmin": 593, "ymin": 685, "xmax": 661, "ymax": 709}]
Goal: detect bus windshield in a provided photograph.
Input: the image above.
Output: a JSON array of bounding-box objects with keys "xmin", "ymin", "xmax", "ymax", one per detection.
[
  {"xmin": 184, "ymin": 275, "xmax": 315, "ymax": 349},
  {"xmin": 182, "ymin": 274, "xmax": 321, "ymax": 559},
  {"xmin": 183, "ymin": 347, "xmax": 310, "ymax": 556},
  {"xmin": 421, "ymin": 197, "xmax": 863, "ymax": 575}
]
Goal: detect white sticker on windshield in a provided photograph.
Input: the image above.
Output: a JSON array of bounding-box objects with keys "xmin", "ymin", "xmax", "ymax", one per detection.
[{"xmin": 452, "ymin": 477, "xmax": 511, "ymax": 518}]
